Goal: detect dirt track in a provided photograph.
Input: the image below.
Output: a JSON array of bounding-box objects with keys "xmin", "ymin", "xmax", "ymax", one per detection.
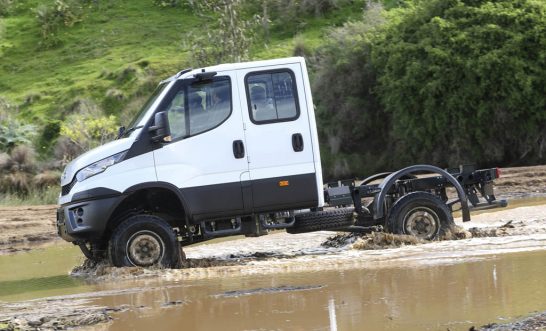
[{"xmin": 0, "ymin": 165, "xmax": 545, "ymax": 254}]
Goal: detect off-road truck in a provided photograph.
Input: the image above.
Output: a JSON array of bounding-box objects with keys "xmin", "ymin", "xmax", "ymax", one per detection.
[{"xmin": 57, "ymin": 57, "xmax": 506, "ymax": 267}]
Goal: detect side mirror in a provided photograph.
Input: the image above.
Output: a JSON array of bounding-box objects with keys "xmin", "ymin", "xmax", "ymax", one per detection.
[{"xmin": 149, "ymin": 111, "xmax": 171, "ymax": 143}]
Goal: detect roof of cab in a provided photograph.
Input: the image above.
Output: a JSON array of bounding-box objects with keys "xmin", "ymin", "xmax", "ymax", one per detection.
[{"xmin": 160, "ymin": 57, "xmax": 305, "ymax": 84}]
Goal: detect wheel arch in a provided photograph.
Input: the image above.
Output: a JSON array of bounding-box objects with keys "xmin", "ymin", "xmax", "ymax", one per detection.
[
  {"xmin": 372, "ymin": 164, "xmax": 470, "ymax": 222},
  {"xmin": 104, "ymin": 182, "xmax": 191, "ymax": 237}
]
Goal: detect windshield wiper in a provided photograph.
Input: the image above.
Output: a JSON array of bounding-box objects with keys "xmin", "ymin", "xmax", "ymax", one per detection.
[{"xmin": 119, "ymin": 125, "xmax": 144, "ymax": 139}]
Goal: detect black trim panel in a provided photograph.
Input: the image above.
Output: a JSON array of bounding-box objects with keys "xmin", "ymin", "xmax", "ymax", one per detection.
[
  {"xmin": 250, "ymin": 173, "xmax": 318, "ymax": 213},
  {"xmin": 70, "ymin": 187, "xmax": 121, "ymax": 204},
  {"xmin": 57, "ymin": 195, "xmax": 122, "ymax": 242},
  {"xmin": 181, "ymin": 181, "xmax": 245, "ymax": 222},
  {"xmin": 181, "ymin": 173, "xmax": 318, "ymax": 222}
]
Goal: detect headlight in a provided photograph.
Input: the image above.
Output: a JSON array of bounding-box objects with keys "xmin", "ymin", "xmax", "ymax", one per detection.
[{"xmin": 75, "ymin": 151, "xmax": 127, "ymax": 182}]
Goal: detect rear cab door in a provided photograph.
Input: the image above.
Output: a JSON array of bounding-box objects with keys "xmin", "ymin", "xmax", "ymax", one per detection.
[{"xmin": 236, "ymin": 60, "xmax": 320, "ymax": 212}]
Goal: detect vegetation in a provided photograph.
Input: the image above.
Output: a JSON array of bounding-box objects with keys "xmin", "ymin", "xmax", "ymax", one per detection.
[
  {"xmin": 315, "ymin": 0, "xmax": 546, "ymax": 178},
  {"xmin": 0, "ymin": 0, "xmax": 545, "ymax": 202}
]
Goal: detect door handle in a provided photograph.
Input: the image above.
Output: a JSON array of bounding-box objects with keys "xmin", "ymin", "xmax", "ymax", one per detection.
[
  {"xmin": 292, "ymin": 133, "xmax": 304, "ymax": 152},
  {"xmin": 233, "ymin": 140, "xmax": 245, "ymax": 159}
]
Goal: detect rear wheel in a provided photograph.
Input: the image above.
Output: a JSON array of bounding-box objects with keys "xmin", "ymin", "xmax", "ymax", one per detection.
[
  {"xmin": 108, "ymin": 214, "xmax": 182, "ymax": 268},
  {"xmin": 386, "ymin": 192, "xmax": 454, "ymax": 240}
]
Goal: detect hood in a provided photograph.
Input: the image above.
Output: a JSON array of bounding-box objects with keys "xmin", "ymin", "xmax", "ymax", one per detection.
[{"xmin": 60, "ymin": 137, "xmax": 135, "ymax": 186}]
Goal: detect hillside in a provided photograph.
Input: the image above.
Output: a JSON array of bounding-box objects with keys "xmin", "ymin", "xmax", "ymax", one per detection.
[{"xmin": 0, "ymin": 0, "xmax": 365, "ymax": 126}]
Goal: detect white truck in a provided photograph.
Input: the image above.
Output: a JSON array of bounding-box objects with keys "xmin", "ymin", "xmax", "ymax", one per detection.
[{"xmin": 57, "ymin": 57, "xmax": 506, "ymax": 267}]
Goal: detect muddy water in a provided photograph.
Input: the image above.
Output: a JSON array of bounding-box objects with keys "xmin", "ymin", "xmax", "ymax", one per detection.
[
  {"xmin": 85, "ymin": 250, "xmax": 546, "ymax": 331},
  {"xmin": 0, "ymin": 242, "xmax": 91, "ymax": 301}
]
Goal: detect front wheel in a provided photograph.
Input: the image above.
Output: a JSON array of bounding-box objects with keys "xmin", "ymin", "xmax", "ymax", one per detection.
[
  {"xmin": 108, "ymin": 215, "xmax": 182, "ymax": 268},
  {"xmin": 386, "ymin": 192, "xmax": 454, "ymax": 240}
]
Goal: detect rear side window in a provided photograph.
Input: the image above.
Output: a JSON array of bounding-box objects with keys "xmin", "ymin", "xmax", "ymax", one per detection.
[{"xmin": 246, "ymin": 70, "xmax": 299, "ymax": 124}]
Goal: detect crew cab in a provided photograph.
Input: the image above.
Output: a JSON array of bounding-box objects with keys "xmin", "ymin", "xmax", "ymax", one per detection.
[{"xmin": 57, "ymin": 57, "xmax": 506, "ymax": 267}]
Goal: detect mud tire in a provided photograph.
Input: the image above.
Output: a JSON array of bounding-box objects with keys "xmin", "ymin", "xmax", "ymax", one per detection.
[
  {"xmin": 386, "ymin": 192, "xmax": 454, "ymax": 240},
  {"xmin": 287, "ymin": 207, "xmax": 355, "ymax": 234},
  {"xmin": 108, "ymin": 215, "xmax": 181, "ymax": 268}
]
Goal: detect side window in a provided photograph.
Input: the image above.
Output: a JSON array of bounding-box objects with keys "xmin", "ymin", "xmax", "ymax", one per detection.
[
  {"xmin": 246, "ymin": 70, "xmax": 299, "ymax": 124},
  {"xmin": 163, "ymin": 77, "xmax": 232, "ymax": 140}
]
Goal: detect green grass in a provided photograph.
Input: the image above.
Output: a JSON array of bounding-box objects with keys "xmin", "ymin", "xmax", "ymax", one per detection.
[
  {"xmin": 1, "ymin": 0, "xmax": 371, "ymax": 121},
  {"xmin": 0, "ymin": 186, "xmax": 59, "ymax": 205}
]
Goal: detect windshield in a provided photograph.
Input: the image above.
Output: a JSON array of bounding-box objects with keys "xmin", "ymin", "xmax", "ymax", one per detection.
[{"xmin": 124, "ymin": 82, "xmax": 168, "ymax": 135}]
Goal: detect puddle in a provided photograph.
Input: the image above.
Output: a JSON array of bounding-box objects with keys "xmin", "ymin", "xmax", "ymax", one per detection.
[
  {"xmin": 4, "ymin": 250, "xmax": 544, "ymax": 331},
  {"xmin": 0, "ymin": 242, "xmax": 92, "ymax": 301},
  {"xmin": 1, "ymin": 200, "xmax": 546, "ymax": 330}
]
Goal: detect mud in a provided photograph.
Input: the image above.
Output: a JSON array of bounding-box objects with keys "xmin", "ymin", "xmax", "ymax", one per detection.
[
  {"xmin": 478, "ymin": 311, "xmax": 546, "ymax": 331},
  {"xmin": 0, "ymin": 165, "xmax": 545, "ymax": 255},
  {"xmin": 493, "ymin": 165, "xmax": 546, "ymax": 198},
  {"xmin": 0, "ymin": 205, "xmax": 59, "ymax": 254},
  {"xmin": 1, "ymin": 166, "xmax": 546, "ymax": 330},
  {"xmin": 0, "ymin": 298, "xmax": 118, "ymax": 330}
]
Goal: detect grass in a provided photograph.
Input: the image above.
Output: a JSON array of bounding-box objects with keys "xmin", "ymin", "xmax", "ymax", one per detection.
[
  {"xmin": 0, "ymin": 185, "xmax": 59, "ymax": 205},
  {"xmin": 1, "ymin": 0, "xmax": 371, "ymax": 124}
]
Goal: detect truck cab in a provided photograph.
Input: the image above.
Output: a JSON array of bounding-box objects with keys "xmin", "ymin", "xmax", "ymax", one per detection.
[{"xmin": 58, "ymin": 57, "xmax": 325, "ymax": 267}]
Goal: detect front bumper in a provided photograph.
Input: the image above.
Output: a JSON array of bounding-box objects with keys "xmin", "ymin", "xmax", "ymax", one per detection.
[{"xmin": 57, "ymin": 195, "xmax": 121, "ymax": 242}]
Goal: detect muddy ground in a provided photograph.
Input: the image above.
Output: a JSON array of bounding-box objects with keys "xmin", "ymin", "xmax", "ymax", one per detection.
[
  {"xmin": 0, "ymin": 165, "xmax": 545, "ymax": 330},
  {"xmin": 0, "ymin": 165, "xmax": 545, "ymax": 255}
]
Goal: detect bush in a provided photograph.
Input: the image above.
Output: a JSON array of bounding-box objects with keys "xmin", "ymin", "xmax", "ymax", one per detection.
[
  {"xmin": 312, "ymin": 4, "xmax": 387, "ymax": 178},
  {"xmin": 35, "ymin": 0, "xmax": 82, "ymax": 47},
  {"xmin": 0, "ymin": 110, "xmax": 37, "ymax": 152},
  {"xmin": 0, "ymin": 145, "xmax": 38, "ymax": 194},
  {"xmin": 59, "ymin": 104, "xmax": 118, "ymax": 156},
  {"xmin": 33, "ymin": 170, "xmax": 61, "ymax": 189},
  {"xmin": 372, "ymin": 0, "xmax": 546, "ymax": 167},
  {"xmin": 313, "ymin": 0, "xmax": 546, "ymax": 178},
  {"xmin": 53, "ymin": 136, "xmax": 81, "ymax": 164},
  {"xmin": 185, "ymin": 0, "xmax": 260, "ymax": 66},
  {"xmin": 259, "ymin": 0, "xmax": 351, "ymax": 35},
  {"xmin": 0, "ymin": 0, "xmax": 12, "ymax": 17}
]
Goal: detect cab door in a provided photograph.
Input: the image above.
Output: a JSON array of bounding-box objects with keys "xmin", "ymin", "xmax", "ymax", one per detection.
[
  {"xmin": 153, "ymin": 72, "xmax": 250, "ymax": 220},
  {"xmin": 236, "ymin": 62, "xmax": 318, "ymax": 212}
]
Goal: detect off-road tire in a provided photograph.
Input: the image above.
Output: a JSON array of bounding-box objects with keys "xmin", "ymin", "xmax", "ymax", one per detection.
[
  {"xmin": 108, "ymin": 214, "xmax": 181, "ymax": 268},
  {"xmin": 287, "ymin": 207, "xmax": 355, "ymax": 234},
  {"xmin": 386, "ymin": 192, "xmax": 454, "ymax": 240}
]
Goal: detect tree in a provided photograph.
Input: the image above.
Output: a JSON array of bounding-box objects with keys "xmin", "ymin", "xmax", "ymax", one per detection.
[{"xmin": 372, "ymin": 0, "xmax": 546, "ymax": 167}]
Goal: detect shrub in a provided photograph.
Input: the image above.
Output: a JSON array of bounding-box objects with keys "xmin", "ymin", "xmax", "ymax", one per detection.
[
  {"xmin": 60, "ymin": 110, "xmax": 118, "ymax": 154},
  {"xmin": 259, "ymin": 0, "xmax": 351, "ymax": 35},
  {"xmin": 0, "ymin": 0, "xmax": 12, "ymax": 17},
  {"xmin": 54, "ymin": 136, "xmax": 81, "ymax": 164},
  {"xmin": 0, "ymin": 152, "xmax": 8, "ymax": 170},
  {"xmin": 33, "ymin": 170, "xmax": 61, "ymax": 189},
  {"xmin": 186, "ymin": 0, "xmax": 260, "ymax": 66},
  {"xmin": 2, "ymin": 172, "xmax": 30, "ymax": 193},
  {"xmin": 0, "ymin": 117, "xmax": 37, "ymax": 152},
  {"xmin": 372, "ymin": 0, "xmax": 546, "ymax": 167},
  {"xmin": 35, "ymin": 0, "xmax": 82, "ymax": 47},
  {"xmin": 312, "ymin": 4, "xmax": 387, "ymax": 178},
  {"xmin": 7, "ymin": 145, "xmax": 37, "ymax": 173}
]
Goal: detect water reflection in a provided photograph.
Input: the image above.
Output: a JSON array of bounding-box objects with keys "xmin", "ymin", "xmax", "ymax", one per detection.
[{"xmin": 99, "ymin": 250, "xmax": 546, "ymax": 331}]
